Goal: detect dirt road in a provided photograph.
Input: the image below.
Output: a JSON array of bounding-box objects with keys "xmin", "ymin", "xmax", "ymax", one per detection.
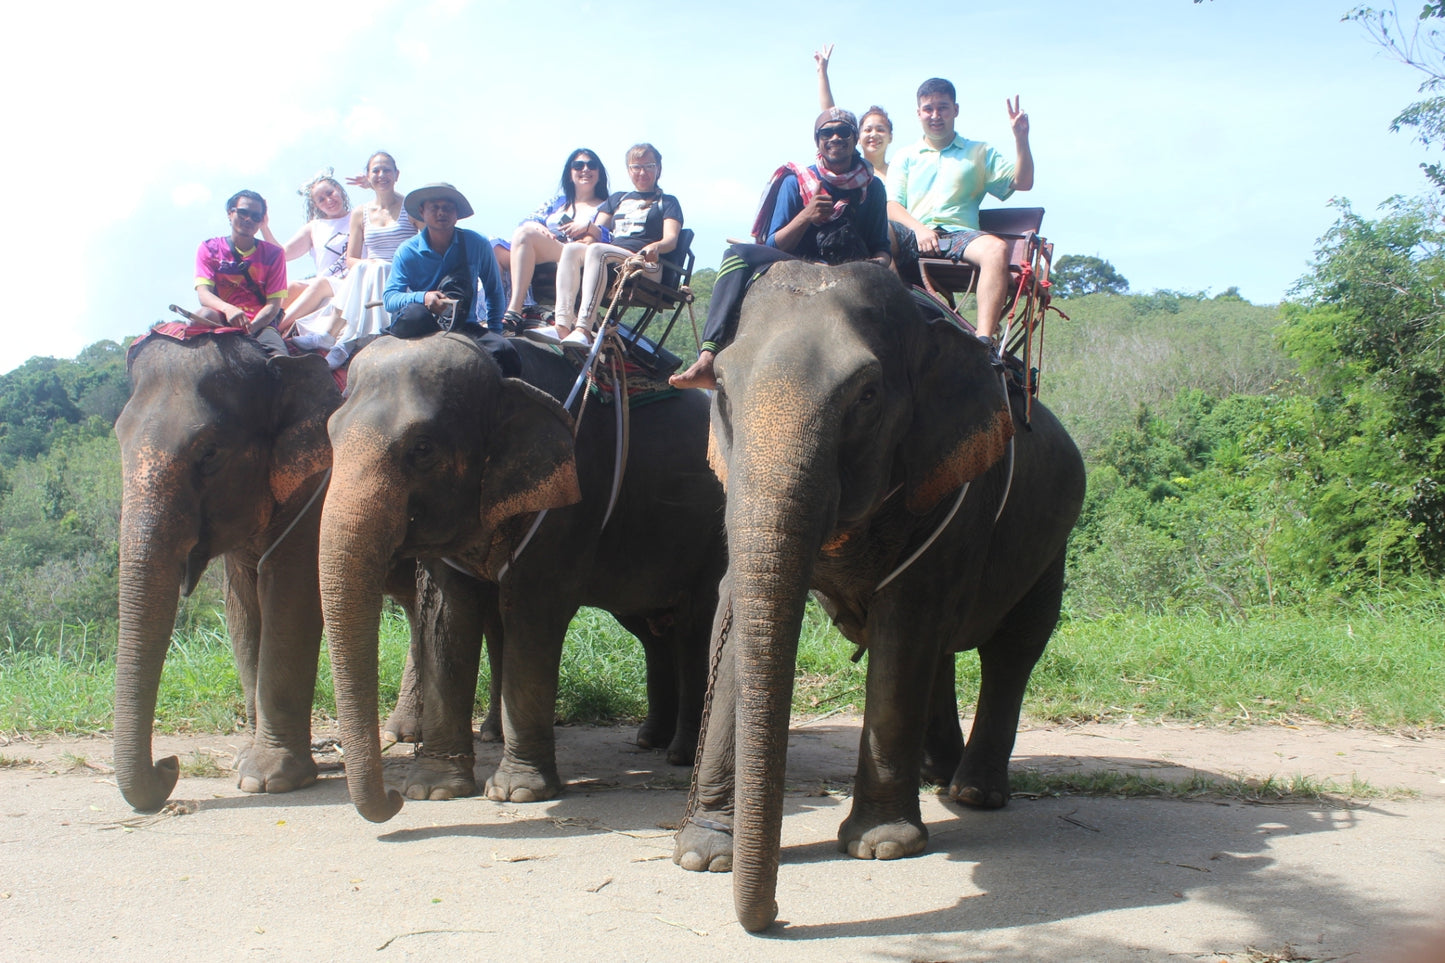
[{"xmin": 2, "ymin": 718, "xmax": 1442, "ymax": 962}]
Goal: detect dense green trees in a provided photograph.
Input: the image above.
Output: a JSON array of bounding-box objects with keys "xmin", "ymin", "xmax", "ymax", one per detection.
[{"xmin": 1054, "ymin": 194, "xmax": 1445, "ymax": 614}]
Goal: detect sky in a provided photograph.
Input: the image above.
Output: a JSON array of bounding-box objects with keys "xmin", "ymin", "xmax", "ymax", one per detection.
[{"xmin": 0, "ymin": 0, "xmax": 1431, "ymax": 374}]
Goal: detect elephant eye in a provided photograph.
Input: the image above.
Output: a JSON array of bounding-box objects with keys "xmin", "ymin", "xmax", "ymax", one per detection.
[
  {"xmin": 407, "ymin": 438, "xmax": 438, "ymax": 468},
  {"xmin": 197, "ymin": 444, "xmax": 223, "ymax": 476},
  {"xmin": 857, "ymin": 385, "xmax": 879, "ymax": 406}
]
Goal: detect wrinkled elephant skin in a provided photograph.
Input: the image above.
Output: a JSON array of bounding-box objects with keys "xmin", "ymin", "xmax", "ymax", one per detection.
[
  {"xmin": 320, "ymin": 333, "xmax": 725, "ymax": 823},
  {"xmin": 671, "ymin": 262, "xmax": 1086, "ymax": 932},
  {"xmin": 114, "ymin": 334, "xmax": 339, "ymax": 811}
]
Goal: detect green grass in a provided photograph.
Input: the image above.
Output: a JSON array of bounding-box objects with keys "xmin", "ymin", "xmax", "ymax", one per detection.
[{"xmin": 1, "ymin": 599, "xmax": 1441, "ymax": 735}]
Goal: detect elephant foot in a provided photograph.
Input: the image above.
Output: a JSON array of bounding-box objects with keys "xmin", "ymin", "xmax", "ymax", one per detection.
[
  {"xmin": 921, "ymin": 738, "xmax": 963, "ymax": 787},
  {"xmin": 236, "ymin": 744, "xmax": 318, "ymax": 795},
  {"xmin": 664, "ymin": 727, "xmax": 698, "ymax": 768},
  {"xmin": 949, "ymin": 759, "xmax": 1010, "ymax": 810},
  {"xmin": 673, "ymin": 811, "xmax": 733, "ymax": 873},
  {"xmin": 483, "ymin": 760, "xmax": 560, "ymax": 803},
  {"xmin": 403, "ymin": 754, "xmax": 478, "ymax": 801},
  {"xmin": 838, "ymin": 807, "xmax": 928, "ymax": 860},
  {"xmin": 634, "ymin": 714, "xmax": 674, "ymax": 752},
  {"xmin": 919, "ymin": 717, "xmax": 965, "ymax": 786},
  {"xmin": 381, "ymin": 706, "xmax": 422, "ymax": 745},
  {"xmin": 477, "ymin": 707, "xmax": 503, "ymax": 744}
]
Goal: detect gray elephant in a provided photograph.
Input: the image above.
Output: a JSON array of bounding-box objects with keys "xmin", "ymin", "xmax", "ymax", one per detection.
[
  {"xmin": 114, "ymin": 333, "xmax": 340, "ymax": 811},
  {"xmin": 670, "ymin": 261, "xmax": 1086, "ymax": 932},
  {"xmin": 319, "ymin": 333, "xmax": 726, "ymax": 822}
]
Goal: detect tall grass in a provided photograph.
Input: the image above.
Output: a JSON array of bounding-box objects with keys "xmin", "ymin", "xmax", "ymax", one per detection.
[{"xmin": 1, "ymin": 599, "xmax": 1440, "ymax": 735}]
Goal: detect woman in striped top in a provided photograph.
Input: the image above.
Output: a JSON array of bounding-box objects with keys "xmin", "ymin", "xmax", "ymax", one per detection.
[{"xmin": 290, "ymin": 151, "xmax": 419, "ymax": 361}]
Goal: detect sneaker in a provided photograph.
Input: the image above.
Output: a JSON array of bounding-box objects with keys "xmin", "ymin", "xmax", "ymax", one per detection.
[
  {"xmin": 523, "ymin": 325, "xmax": 563, "ymax": 345},
  {"xmin": 291, "ymin": 331, "xmax": 335, "ymax": 351},
  {"xmin": 325, "ymin": 344, "xmax": 350, "ymax": 370},
  {"xmin": 561, "ymin": 327, "xmax": 591, "ymax": 347}
]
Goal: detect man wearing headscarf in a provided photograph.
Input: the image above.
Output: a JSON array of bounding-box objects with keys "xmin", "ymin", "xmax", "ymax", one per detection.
[{"xmin": 671, "ymin": 108, "xmax": 890, "ymax": 391}]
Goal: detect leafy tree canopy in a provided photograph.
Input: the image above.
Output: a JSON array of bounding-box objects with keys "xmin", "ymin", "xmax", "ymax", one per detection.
[
  {"xmin": 1349, "ymin": 2, "xmax": 1445, "ymax": 191},
  {"xmin": 1051, "ymin": 254, "xmax": 1130, "ymax": 299}
]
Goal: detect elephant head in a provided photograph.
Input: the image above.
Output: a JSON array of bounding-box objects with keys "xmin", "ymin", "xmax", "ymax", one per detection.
[
  {"xmin": 706, "ymin": 261, "xmax": 1014, "ymax": 931},
  {"xmin": 113, "ymin": 334, "xmax": 338, "ymax": 811},
  {"xmin": 319, "ymin": 333, "xmax": 581, "ymax": 822}
]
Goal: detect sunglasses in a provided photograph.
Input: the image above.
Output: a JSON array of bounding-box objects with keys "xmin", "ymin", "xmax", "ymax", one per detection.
[
  {"xmin": 627, "ymin": 163, "xmax": 659, "ymax": 173},
  {"xmin": 230, "ymin": 207, "xmax": 264, "ymax": 222},
  {"xmin": 570, "ymin": 159, "xmax": 601, "ymax": 171},
  {"xmin": 816, "ymin": 125, "xmax": 857, "ymax": 140}
]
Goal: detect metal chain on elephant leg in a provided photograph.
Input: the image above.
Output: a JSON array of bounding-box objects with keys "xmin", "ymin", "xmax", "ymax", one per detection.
[
  {"xmin": 681, "ymin": 598, "xmax": 732, "ymax": 827},
  {"xmin": 412, "ymin": 743, "xmax": 476, "ymax": 765}
]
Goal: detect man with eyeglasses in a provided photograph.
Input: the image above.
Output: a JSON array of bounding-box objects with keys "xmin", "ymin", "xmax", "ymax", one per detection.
[
  {"xmin": 671, "ymin": 108, "xmax": 889, "ymax": 390},
  {"xmin": 887, "ymin": 77, "xmax": 1033, "ymax": 345},
  {"xmin": 193, "ymin": 189, "xmax": 289, "ymax": 353}
]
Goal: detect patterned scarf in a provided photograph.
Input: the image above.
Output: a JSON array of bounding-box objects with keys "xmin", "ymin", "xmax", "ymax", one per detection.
[{"xmin": 750, "ymin": 152, "xmax": 872, "ymax": 241}]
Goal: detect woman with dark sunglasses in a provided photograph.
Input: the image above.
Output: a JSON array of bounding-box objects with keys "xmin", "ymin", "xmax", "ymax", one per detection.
[{"xmin": 496, "ymin": 147, "xmax": 610, "ymax": 331}]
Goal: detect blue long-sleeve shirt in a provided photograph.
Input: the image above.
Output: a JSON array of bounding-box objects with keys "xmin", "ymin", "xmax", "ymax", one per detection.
[{"xmin": 384, "ymin": 227, "xmax": 505, "ymax": 330}]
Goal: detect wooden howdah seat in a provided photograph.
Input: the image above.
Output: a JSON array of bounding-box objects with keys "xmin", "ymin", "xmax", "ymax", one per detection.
[
  {"xmin": 525, "ymin": 230, "xmax": 695, "ymax": 377},
  {"xmin": 601, "ymin": 227, "xmax": 696, "ymax": 377},
  {"xmin": 914, "ymin": 206, "xmax": 1053, "ymax": 357}
]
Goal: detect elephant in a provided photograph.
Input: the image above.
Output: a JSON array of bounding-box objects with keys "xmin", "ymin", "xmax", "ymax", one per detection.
[
  {"xmin": 319, "ymin": 332, "xmax": 726, "ymax": 823},
  {"xmin": 669, "ymin": 261, "xmax": 1086, "ymax": 932},
  {"xmin": 114, "ymin": 332, "xmax": 340, "ymax": 811}
]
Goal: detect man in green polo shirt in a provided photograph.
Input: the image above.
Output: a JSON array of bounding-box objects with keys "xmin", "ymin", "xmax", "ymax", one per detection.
[{"xmin": 887, "ymin": 77, "xmax": 1033, "ymax": 343}]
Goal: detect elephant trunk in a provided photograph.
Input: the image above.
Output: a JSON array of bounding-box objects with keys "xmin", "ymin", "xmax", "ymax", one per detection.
[
  {"xmin": 319, "ymin": 461, "xmax": 408, "ymax": 822},
  {"xmin": 727, "ymin": 438, "xmax": 834, "ymax": 933},
  {"xmin": 113, "ymin": 465, "xmax": 192, "ymax": 811}
]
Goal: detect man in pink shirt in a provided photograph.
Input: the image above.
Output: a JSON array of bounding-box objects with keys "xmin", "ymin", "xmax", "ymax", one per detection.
[{"xmin": 194, "ymin": 190, "xmax": 289, "ymax": 353}]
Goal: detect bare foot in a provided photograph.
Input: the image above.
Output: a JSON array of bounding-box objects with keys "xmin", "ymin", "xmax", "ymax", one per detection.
[{"xmin": 669, "ymin": 351, "xmax": 716, "ymax": 390}]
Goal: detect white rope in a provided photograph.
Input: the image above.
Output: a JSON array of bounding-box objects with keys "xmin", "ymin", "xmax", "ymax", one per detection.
[
  {"xmin": 994, "ymin": 369, "xmax": 1016, "ymax": 524},
  {"xmin": 257, "ymin": 468, "xmax": 331, "ymax": 575},
  {"xmin": 874, "ymin": 482, "xmax": 970, "ymax": 593},
  {"xmin": 872, "ymin": 363, "xmax": 1017, "ymax": 592}
]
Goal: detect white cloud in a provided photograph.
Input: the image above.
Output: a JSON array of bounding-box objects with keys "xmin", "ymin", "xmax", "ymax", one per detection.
[
  {"xmin": 397, "ymin": 38, "xmax": 431, "ymax": 67},
  {"xmin": 171, "ymin": 183, "xmax": 213, "ymax": 209}
]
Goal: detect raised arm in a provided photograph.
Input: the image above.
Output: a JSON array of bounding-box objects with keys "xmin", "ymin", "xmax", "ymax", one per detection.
[
  {"xmin": 345, "ymin": 207, "xmax": 368, "ymax": 267},
  {"xmin": 277, "ymin": 223, "xmax": 315, "ymax": 262},
  {"xmin": 815, "ymin": 45, "xmax": 835, "ymax": 110},
  {"xmin": 1007, "ymin": 96, "xmax": 1034, "ymax": 191}
]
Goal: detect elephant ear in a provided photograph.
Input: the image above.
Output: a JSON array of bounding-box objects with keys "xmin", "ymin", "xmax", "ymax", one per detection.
[
  {"xmin": 478, "ymin": 378, "xmax": 581, "ymax": 530},
  {"xmin": 899, "ymin": 309, "xmax": 1015, "ymax": 515},
  {"xmin": 267, "ymin": 352, "xmax": 342, "ymax": 506}
]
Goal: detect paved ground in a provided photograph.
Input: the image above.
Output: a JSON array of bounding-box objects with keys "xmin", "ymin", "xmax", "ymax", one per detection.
[{"xmin": 2, "ymin": 717, "xmax": 1443, "ymax": 962}]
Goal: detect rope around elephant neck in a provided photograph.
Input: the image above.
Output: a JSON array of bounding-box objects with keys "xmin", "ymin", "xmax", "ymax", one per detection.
[
  {"xmin": 872, "ymin": 368, "xmax": 1015, "ymax": 592},
  {"xmin": 257, "ymin": 468, "xmax": 331, "ymax": 576},
  {"xmin": 498, "ymin": 267, "xmax": 645, "ymax": 581}
]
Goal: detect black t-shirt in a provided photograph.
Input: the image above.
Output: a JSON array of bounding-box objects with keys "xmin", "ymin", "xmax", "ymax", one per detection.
[{"xmin": 599, "ymin": 191, "xmax": 684, "ymax": 252}]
